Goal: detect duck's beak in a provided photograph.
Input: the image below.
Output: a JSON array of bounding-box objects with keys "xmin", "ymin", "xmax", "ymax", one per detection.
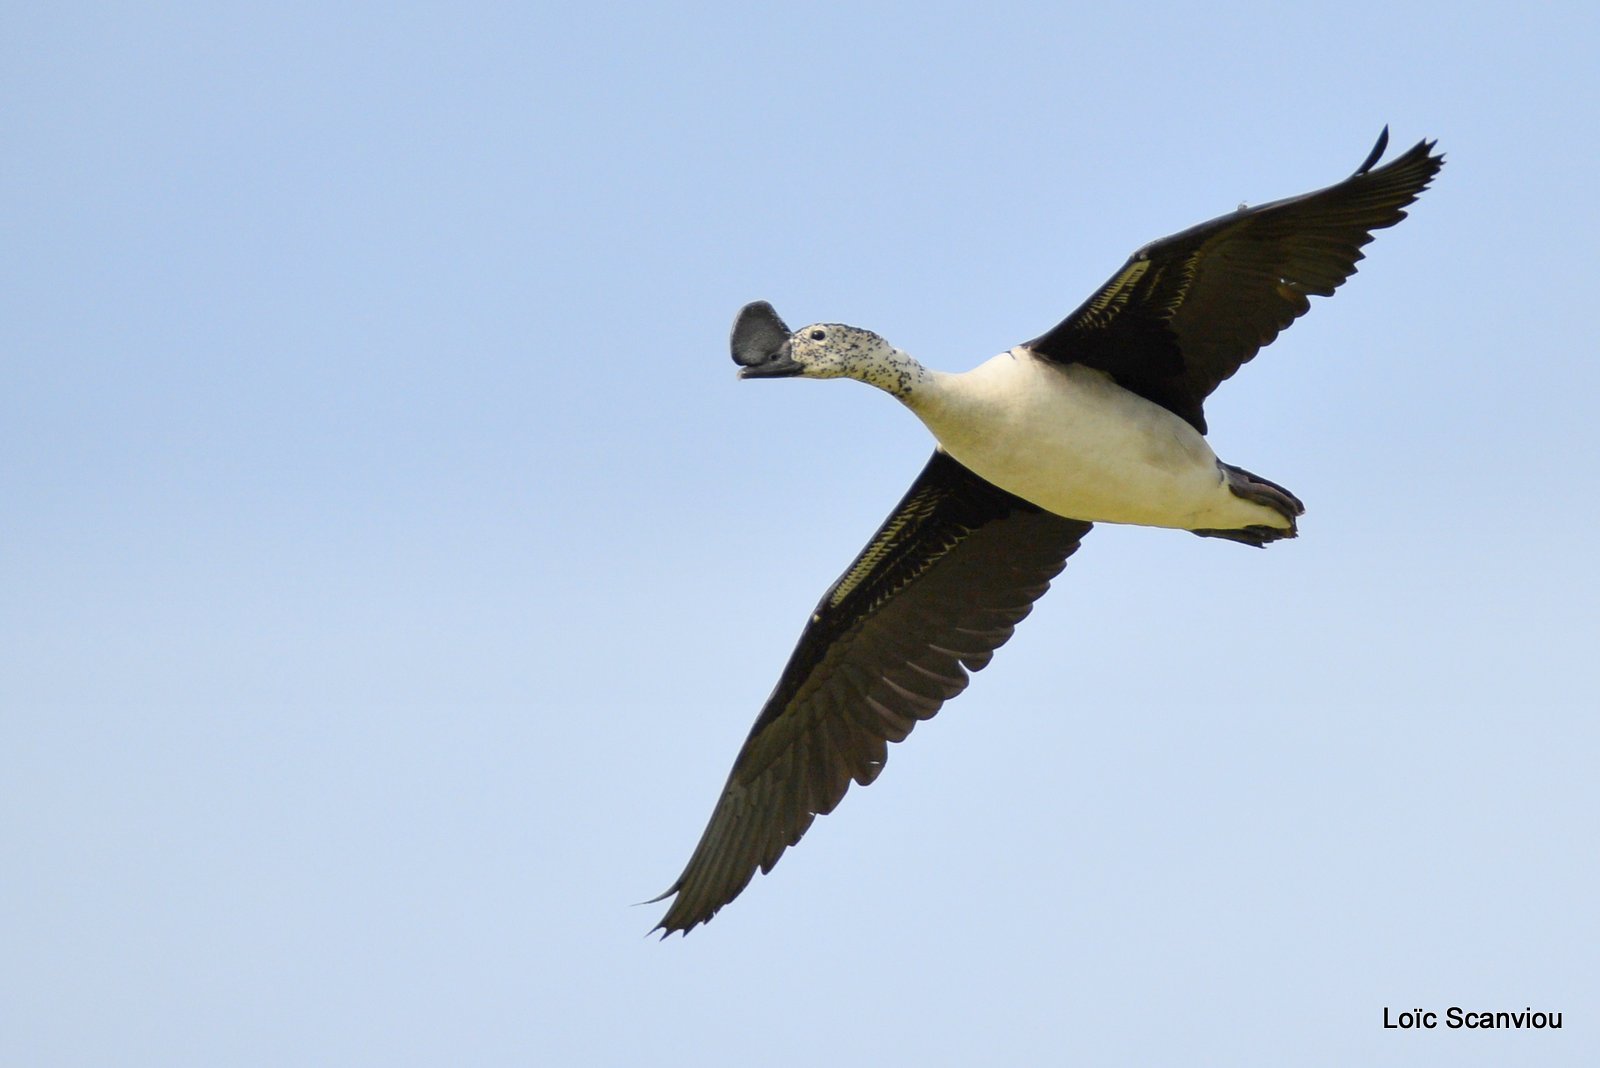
[{"xmin": 736, "ymin": 340, "xmax": 803, "ymax": 379}]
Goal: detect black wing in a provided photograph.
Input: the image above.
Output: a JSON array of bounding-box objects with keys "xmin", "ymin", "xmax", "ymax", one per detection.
[
  {"xmin": 652, "ymin": 451, "xmax": 1092, "ymax": 935},
  {"xmin": 1024, "ymin": 129, "xmax": 1444, "ymax": 433}
]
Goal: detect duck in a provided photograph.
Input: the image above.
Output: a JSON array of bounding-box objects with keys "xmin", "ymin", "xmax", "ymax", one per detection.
[{"xmin": 652, "ymin": 129, "xmax": 1443, "ymax": 936}]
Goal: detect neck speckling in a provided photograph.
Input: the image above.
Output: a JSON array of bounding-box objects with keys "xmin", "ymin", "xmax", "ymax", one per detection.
[{"xmin": 858, "ymin": 347, "xmax": 934, "ymax": 400}]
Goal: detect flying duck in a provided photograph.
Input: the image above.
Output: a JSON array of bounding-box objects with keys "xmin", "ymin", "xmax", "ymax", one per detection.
[{"xmin": 652, "ymin": 129, "xmax": 1443, "ymax": 936}]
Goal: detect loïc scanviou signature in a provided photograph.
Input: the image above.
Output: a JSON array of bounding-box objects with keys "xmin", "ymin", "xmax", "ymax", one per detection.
[{"xmin": 1383, "ymin": 1006, "xmax": 1563, "ymax": 1030}]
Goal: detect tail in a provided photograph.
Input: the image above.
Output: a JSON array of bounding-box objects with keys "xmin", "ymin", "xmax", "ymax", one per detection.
[{"xmin": 1192, "ymin": 463, "xmax": 1305, "ymax": 548}]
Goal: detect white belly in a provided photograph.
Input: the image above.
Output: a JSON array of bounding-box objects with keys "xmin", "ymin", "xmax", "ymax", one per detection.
[{"xmin": 907, "ymin": 350, "xmax": 1284, "ymax": 531}]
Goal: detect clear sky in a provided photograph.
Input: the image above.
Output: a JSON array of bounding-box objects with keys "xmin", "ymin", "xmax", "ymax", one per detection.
[{"xmin": 4, "ymin": 2, "xmax": 1596, "ymax": 1065}]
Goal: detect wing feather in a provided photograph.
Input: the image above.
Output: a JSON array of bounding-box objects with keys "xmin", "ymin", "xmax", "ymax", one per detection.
[
  {"xmin": 651, "ymin": 451, "xmax": 1091, "ymax": 935},
  {"xmin": 1024, "ymin": 130, "xmax": 1444, "ymax": 432}
]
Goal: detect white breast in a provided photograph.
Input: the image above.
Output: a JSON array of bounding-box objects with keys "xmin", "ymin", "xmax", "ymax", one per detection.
[{"xmin": 905, "ymin": 349, "xmax": 1277, "ymax": 531}]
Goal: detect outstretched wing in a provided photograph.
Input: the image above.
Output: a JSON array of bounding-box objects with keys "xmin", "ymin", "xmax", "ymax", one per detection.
[
  {"xmin": 652, "ymin": 451, "xmax": 1092, "ymax": 935},
  {"xmin": 1024, "ymin": 129, "xmax": 1444, "ymax": 432}
]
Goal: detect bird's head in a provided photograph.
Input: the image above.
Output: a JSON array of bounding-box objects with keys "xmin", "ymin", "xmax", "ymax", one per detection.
[{"xmin": 729, "ymin": 301, "xmax": 893, "ymax": 382}]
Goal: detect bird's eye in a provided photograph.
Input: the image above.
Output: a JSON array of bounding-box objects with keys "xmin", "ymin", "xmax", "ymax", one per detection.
[{"xmin": 809, "ymin": 329, "xmax": 826, "ymax": 341}]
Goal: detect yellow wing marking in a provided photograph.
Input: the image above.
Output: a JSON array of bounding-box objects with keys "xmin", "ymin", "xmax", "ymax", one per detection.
[
  {"xmin": 1079, "ymin": 260, "xmax": 1151, "ymax": 329},
  {"xmin": 826, "ymin": 486, "xmax": 948, "ymax": 610}
]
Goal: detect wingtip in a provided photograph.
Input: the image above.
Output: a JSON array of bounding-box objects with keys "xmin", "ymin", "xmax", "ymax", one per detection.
[
  {"xmin": 640, "ymin": 881, "xmax": 712, "ymax": 938},
  {"xmin": 1354, "ymin": 126, "xmax": 1390, "ymax": 176},
  {"xmin": 1356, "ymin": 126, "xmax": 1447, "ymax": 178},
  {"xmin": 638, "ymin": 883, "xmax": 679, "ymax": 907},
  {"xmin": 648, "ymin": 912, "xmax": 703, "ymax": 940}
]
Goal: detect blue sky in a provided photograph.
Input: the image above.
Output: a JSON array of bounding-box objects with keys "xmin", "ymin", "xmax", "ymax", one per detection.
[{"xmin": 4, "ymin": 2, "xmax": 1596, "ymax": 1065}]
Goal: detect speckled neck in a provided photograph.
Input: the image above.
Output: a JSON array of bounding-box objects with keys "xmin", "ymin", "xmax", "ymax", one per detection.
[{"xmin": 857, "ymin": 347, "xmax": 934, "ymax": 400}]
